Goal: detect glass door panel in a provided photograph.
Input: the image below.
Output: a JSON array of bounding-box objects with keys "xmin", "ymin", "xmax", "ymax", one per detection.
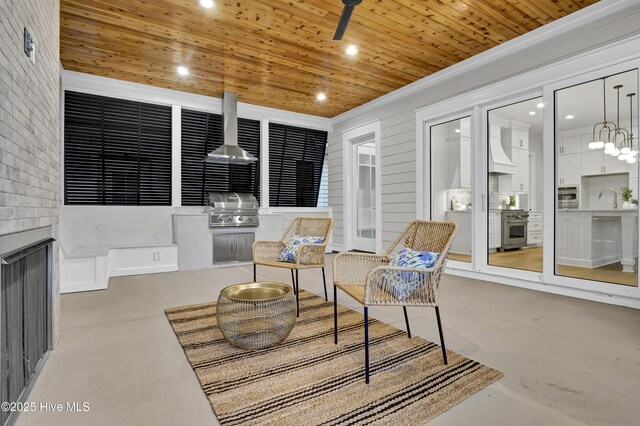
[
  {"xmin": 487, "ymin": 97, "xmax": 544, "ymax": 272},
  {"xmin": 430, "ymin": 117, "xmax": 472, "ymax": 263},
  {"xmin": 354, "ymin": 142, "xmax": 376, "ymax": 252},
  {"xmin": 554, "ymin": 69, "xmax": 638, "ymax": 286}
]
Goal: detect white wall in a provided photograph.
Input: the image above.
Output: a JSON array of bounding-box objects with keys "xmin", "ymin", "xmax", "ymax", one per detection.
[{"xmin": 328, "ymin": 0, "xmax": 640, "ymax": 251}]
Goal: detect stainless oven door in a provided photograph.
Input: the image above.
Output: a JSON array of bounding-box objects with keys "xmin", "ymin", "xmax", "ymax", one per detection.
[{"xmin": 502, "ymin": 219, "xmax": 528, "ymax": 249}]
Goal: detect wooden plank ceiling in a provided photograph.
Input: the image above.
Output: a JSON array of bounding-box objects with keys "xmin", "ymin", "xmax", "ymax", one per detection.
[{"xmin": 60, "ymin": 0, "xmax": 599, "ymax": 117}]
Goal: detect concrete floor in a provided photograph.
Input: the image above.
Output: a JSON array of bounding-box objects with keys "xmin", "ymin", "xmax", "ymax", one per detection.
[{"xmin": 16, "ymin": 256, "xmax": 640, "ymax": 425}]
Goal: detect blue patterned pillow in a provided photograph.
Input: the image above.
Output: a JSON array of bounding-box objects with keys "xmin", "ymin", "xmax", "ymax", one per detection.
[
  {"xmin": 278, "ymin": 235, "xmax": 324, "ymax": 262},
  {"xmin": 386, "ymin": 248, "xmax": 440, "ymax": 300}
]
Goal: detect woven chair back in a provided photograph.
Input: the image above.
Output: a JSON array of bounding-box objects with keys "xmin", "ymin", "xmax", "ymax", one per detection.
[
  {"xmin": 283, "ymin": 217, "xmax": 333, "ymax": 243},
  {"xmin": 387, "ymin": 220, "xmax": 457, "ymax": 255}
]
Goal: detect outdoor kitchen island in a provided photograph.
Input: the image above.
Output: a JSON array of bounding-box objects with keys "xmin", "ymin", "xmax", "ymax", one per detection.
[{"xmin": 172, "ymin": 208, "xmax": 332, "ymax": 271}]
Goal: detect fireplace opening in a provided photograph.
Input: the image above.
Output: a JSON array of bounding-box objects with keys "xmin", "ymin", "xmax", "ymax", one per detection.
[{"xmin": 1, "ymin": 236, "xmax": 53, "ymax": 426}]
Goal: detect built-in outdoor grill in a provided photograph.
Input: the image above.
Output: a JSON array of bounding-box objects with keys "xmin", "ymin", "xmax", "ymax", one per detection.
[{"xmin": 206, "ymin": 192, "xmax": 259, "ymax": 228}]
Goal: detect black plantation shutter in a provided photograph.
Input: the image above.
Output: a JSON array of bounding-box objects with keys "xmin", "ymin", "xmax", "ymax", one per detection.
[
  {"xmin": 181, "ymin": 109, "xmax": 260, "ymax": 205},
  {"xmin": 64, "ymin": 91, "xmax": 172, "ymax": 205},
  {"xmin": 269, "ymin": 123, "xmax": 327, "ymax": 207}
]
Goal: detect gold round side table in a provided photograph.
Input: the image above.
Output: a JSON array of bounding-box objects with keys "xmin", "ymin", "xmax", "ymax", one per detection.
[{"xmin": 216, "ymin": 282, "xmax": 296, "ymax": 351}]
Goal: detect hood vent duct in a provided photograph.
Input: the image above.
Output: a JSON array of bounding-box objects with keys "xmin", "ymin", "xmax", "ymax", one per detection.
[
  {"xmin": 488, "ymin": 125, "xmax": 516, "ymax": 175},
  {"xmin": 205, "ymin": 92, "xmax": 258, "ymax": 165}
]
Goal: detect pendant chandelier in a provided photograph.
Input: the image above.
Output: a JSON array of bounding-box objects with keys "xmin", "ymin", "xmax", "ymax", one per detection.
[
  {"xmin": 588, "ymin": 78, "xmax": 616, "ymax": 150},
  {"xmin": 589, "ymin": 77, "xmax": 637, "ymax": 164},
  {"xmin": 618, "ymin": 92, "xmax": 637, "ymax": 164}
]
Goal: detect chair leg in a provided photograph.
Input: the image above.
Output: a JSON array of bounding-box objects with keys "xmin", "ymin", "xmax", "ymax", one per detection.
[
  {"xmin": 295, "ymin": 269, "xmax": 300, "ymax": 317},
  {"xmin": 364, "ymin": 306, "xmax": 370, "ymax": 384},
  {"xmin": 403, "ymin": 306, "xmax": 411, "ymax": 338},
  {"xmin": 290, "ymin": 269, "xmax": 296, "ymax": 295},
  {"xmin": 333, "ymin": 285, "xmax": 338, "ymax": 344},
  {"xmin": 253, "ymin": 263, "xmax": 256, "ymax": 282},
  {"xmin": 321, "ymin": 267, "xmax": 328, "ymax": 301},
  {"xmin": 435, "ymin": 306, "xmax": 447, "ymax": 365}
]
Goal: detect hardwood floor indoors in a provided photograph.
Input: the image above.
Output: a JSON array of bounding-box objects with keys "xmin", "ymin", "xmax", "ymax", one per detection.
[{"xmin": 450, "ymin": 246, "xmax": 638, "ymax": 286}]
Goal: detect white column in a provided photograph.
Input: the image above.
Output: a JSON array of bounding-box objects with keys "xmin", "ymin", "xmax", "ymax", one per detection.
[
  {"xmin": 172, "ymin": 105, "xmax": 182, "ymax": 207},
  {"xmin": 260, "ymin": 119, "xmax": 269, "ymax": 208}
]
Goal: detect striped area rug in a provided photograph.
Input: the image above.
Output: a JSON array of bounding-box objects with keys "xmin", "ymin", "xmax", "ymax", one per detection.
[{"xmin": 165, "ymin": 290, "xmax": 503, "ymax": 425}]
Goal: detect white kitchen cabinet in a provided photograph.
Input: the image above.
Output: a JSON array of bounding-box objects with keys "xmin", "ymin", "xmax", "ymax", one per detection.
[
  {"xmin": 603, "ymin": 152, "xmax": 628, "ymax": 175},
  {"xmin": 503, "ymin": 146, "xmax": 529, "ymax": 192},
  {"xmin": 488, "ymin": 212, "xmax": 502, "ymax": 249},
  {"xmin": 502, "ymin": 127, "xmax": 529, "ymax": 150},
  {"xmin": 527, "ymin": 211, "xmax": 543, "ymax": 246},
  {"xmin": 581, "ymin": 150, "xmax": 630, "ymax": 176},
  {"xmin": 557, "ymin": 153, "xmax": 580, "ymax": 185},
  {"xmin": 445, "ymin": 211, "xmax": 471, "ymax": 255},
  {"xmin": 446, "ymin": 135, "xmax": 471, "ymax": 188},
  {"xmin": 581, "ymin": 150, "xmax": 605, "ymax": 176},
  {"xmin": 558, "ymin": 135, "xmax": 582, "ymax": 154}
]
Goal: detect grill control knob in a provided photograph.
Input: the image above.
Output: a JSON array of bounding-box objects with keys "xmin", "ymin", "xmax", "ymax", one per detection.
[
  {"xmin": 218, "ymin": 217, "xmax": 224, "ymax": 222},
  {"xmin": 238, "ymin": 216, "xmax": 243, "ymax": 221},
  {"xmin": 248, "ymin": 216, "xmax": 253, "ymax": 221},
  {"xmin": 227, "ymin": 217, "xmax": 233, "ymax": 222}
]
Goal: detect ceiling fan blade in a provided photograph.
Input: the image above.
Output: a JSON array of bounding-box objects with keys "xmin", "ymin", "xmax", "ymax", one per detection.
[{"xmin": 333, "ymin": 5, "xmax": 355, "ymax": 40}]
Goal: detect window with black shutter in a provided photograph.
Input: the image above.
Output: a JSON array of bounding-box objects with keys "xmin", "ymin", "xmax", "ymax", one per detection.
[
  {"xmin": 64, "ymin": 91, "xmax": 172, "ymax": 205},
  {"xmin": 269, "ymin": 123, "xmax": 327, "ymax": 207},
  {"xmin": 181, "ymin": 109, "xmax": 260, "ymax": 205}
]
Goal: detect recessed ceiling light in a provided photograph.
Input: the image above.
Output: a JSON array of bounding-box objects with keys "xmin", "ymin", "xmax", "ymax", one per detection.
[
  {"xmin": 317, "ymin": 92, "xmax": 327, "ymax": 101},
  {"xmin": 177, "ymin": 66, "xmax": 189, "ymax": 76},
  {"xmin": 454, "ymin": 128, "xmax": 460, "ymax": 133},
  {"xmin": 345, "ymin": 45, "xmax": 358, "ymax": 56},
  {"xmin": 529, "ymin": 111, "xmax": 536, "ymax": 116},
  {"xmin": 199, "ymin": 0, "xmax": 215, "ymax": 9},
  {"xmin": 565, "ymin": 114, "xmax": 574, "ymax": 120},
  {"xmin": 536, "ymin": 102, "xmax": 544, "ymax": 109}
]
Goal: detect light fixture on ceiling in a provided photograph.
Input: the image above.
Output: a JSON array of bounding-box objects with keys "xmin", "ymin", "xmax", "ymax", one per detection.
[
  {"xmin": 620, "ymin": 92, "xmax": 636, "ymax": 162},
  {"xmin": 608, "ymin": 84, "xmax": 631, "ymax": 158},
  {"xmin": 199, "ymin": 0, "xmax": 215, "ymax": 9},
  {"xmin": 590, "ymin": 77, "xmax": 624, "ymax": 150},
  {"xmin": 454, "ymin": 128, "xmax": 460, "ymax": 133},
  {"xmin": 317, "ymin": 92, "xmax": 327, "ymax": 101},
  {"xmin": 177, "ymin": 66, "xmax": 189, "ymax": 76},
  {"xmin": 529, "ymin": 111, "xmax": 536, "ymax": 116},
  {"xmin": 565, "ymin": 114, "xmax": 574, "ymax": 120},
  {"xmin": 536, "ymin": 102, "xmax": 544, "ymax": 109},
  {"xmin": 345, "ymin": 45, "xmax": 358, "ymax": 56}
]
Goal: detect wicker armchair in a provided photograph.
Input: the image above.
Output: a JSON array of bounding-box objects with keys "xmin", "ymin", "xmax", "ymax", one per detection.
[
  {"xmin": 333, "ymin": 220, "xmax": 457, "ymax": 383},
  {"xmin": 253, "ymin": 217, "xmax": 333, "ymax": 317}
]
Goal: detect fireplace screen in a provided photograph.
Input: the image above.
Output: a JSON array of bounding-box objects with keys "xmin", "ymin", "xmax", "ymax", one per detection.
[{"xmin": 1, "ymin": 240, "xmax": 51, "ymax": 426}]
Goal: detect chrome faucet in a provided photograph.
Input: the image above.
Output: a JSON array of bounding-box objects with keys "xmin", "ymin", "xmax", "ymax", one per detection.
[{"xmin": 598, "ymin": 188, "xmax": 618, "ymax": 209}]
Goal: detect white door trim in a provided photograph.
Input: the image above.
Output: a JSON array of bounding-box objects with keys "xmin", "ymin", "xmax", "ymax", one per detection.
[{"xmin": 343, "ymin": 120, "xmax": 382, "ymax": 253}]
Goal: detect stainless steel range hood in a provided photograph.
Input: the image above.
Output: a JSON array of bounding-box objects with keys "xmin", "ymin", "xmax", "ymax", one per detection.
[{"xmin": 205, "ymin": 92, "xmax": 258, "ymax": 165}]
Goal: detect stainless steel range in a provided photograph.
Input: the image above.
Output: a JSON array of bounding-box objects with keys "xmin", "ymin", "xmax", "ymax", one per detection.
[
  {"xmin": 206, "ymin": 192, "xmax": 259, "ymax": 228},
  {"xmin": 499, "ymin": 210, "xmax": 529, "ymax": 251}
]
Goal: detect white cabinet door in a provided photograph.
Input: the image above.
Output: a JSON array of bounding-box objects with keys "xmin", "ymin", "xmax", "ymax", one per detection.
[
  {"xmin": 603, "ymin": 152, "xmax": 627, "ymax": 175},
  {"xmin": 559, "ymin": 154, "xmax": 580, "ymax": 186},
  {"xmin": 559, "ymin": 136, "xmax": 582, "ymax": 154},
  {"xmin": 581, "ymin": 150, "xmax": 604, "ymax": 176},
  {"xmin": 511, "ymin": 148, "xmax": 529, "ymax": 192},
  {"xmin": 488, "ymin": 212, "xmax": 502, "ymax": 249},
  {"xmin": 511, "ymin": 128, "xmax": 529, "ymax": 149}
]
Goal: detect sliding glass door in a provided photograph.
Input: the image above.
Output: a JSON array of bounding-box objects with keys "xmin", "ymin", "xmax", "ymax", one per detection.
[
  {"xmin": 430, "ymin": 116, "xmax": 472, "ymax": 264},
  {"xmin": 553, "ymin": 68, "xmax": 639, "ymax": 287},
  {"xmin": 487, "ymin": 97, "xmax": 544, "ymax": 272}
]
